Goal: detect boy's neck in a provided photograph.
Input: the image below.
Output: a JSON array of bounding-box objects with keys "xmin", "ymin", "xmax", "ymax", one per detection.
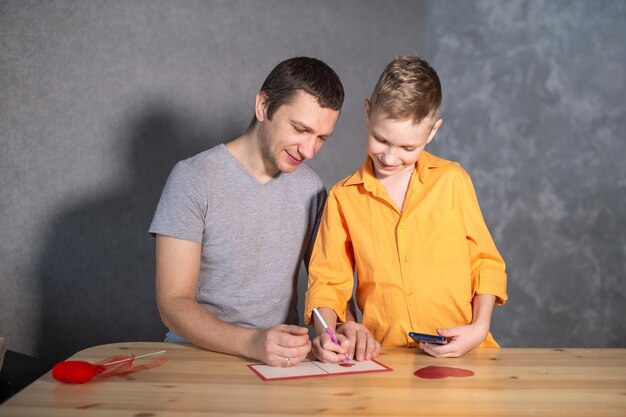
[{"xmin": 375, "ymin": 164, "xmax": 416, "ymax": 213}]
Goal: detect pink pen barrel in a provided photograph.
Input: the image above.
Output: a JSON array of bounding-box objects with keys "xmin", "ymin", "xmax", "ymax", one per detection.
[{"xmin": 325, "ymin": 328, "xmax": 349, "ymax": 363}]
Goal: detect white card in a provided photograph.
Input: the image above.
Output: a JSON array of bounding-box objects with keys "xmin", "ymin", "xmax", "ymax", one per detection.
[{"xmin": 248, "ymin": 359, "xmax": 392, "ymax": 381}]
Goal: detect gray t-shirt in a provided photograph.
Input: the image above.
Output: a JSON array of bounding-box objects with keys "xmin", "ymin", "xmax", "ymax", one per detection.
[{"xmin": 149, "ymin": 144, "xmax": 326, "ymax": 339}]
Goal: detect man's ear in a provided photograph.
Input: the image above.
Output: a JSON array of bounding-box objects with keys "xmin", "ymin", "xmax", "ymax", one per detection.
[
  {"xmin": 255, "ymin": 92, "xmax": 268, "ymax": 122},
  {"xmin": 426, "ymin": 118, "xmax": 443, "ymax": 144}
]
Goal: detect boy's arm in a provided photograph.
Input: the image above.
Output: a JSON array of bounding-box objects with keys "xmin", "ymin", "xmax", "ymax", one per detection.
[
  {"xmin": 310, "ymin": 307, "xmax": 350, "ymax": 363},
  {"xmin": 460, "ymin": 170, "xmax": 508, "ymax": 304},
  {"xmin": 304, "ymin": 189, "xmax": 356, "ymax": 327},
  {"xmin": 345, "ymin": 298, "xmax": 358, "ymax": 322},
  {"xmin": 419, "ymin": 294, "xmax": 496, "ymax": 358},
  {"xmin": 305, "ymin": 189, "xmax": 379, "ymax": 362},
  {"xmin": 156, "ymin": 235, "xmax": 311, "ymax": 367},
  {"xmin": 420, "ymin": 169, "xmax": 505, "ymax": 359}
]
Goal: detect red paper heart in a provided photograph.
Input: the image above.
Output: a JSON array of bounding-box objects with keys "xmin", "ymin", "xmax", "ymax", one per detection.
[{"xmin": 414, "ymin": 365, "xmax": 474, "ymax": 379}]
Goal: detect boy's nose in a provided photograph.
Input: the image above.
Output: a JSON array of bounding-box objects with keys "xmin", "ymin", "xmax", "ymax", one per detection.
[{"xmin": 382, "ymin": 148, "xmax": 399, "ymax": 165}]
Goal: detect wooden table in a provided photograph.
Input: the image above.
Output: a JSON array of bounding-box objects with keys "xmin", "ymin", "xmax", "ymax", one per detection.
[{"xmin": 1, "ymin": 342, "xmax": 625, "ymax": 416}]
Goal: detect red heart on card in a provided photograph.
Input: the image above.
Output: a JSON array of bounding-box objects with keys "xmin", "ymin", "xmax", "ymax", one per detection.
[{"xmin": 414, "ymin": 365, "xmax": 475, "ymax": 379}]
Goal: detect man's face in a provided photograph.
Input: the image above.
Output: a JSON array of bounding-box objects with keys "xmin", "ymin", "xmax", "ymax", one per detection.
[
  {"xmin": 364, "ymin": 100, "xmax": 441, "ymax": 180},
  {"xmin": 256, "ymin": 90, "xmax": 340, "ymax": 174}
]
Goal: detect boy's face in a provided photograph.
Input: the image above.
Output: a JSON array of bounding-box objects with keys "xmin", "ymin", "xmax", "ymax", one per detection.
[
  {"xmin": 364, "ymin": 99, "xmax": 442, "ymax": 180},
  {"xmin": 256, "ymin": 90, "xmax": 339, "ymax": 174}
]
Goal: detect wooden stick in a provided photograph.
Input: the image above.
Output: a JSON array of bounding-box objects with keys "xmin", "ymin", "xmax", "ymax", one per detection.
[{"xmin": 103, "ymin": 350, "xmax": 166, "ymax": 366}]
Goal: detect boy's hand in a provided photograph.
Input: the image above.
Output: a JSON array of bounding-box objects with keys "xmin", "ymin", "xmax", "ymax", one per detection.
[
  {"xmin": 336, "ymin": 321, "xmax": 380, "ymax": 361},
  {"xmin": 418, "ymin": 323, "xmax": 489, "ymax": 358},
  {"xmin": 311, "ymin": 332, "xmax": 350, "ymax": 363}
]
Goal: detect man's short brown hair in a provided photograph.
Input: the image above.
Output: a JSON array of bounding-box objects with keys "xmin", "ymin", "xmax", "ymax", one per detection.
[
  {"xmin": 258, "ymin": 57, "xmax": 344, "ymax": 121},
  {"xmin": 370, "ymin": 56, "xmax": 442, "ymax": 122}
]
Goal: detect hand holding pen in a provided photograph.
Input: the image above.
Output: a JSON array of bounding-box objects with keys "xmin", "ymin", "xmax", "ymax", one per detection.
[{"xmin": 312, "ymin": 307, "xmax": 350, "ymax": 364}]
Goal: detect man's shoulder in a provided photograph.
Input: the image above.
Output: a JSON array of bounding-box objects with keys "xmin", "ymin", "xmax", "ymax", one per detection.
[
  {"xmin": 179, "ymin": 144, "xmax": 227, "ymax": 168},
  {"xmin": 171, "ymin": 144, "xmax": 232, "ymax": 180},
  {"xmin": 285, "ymin": 163, "xmax": 325, "ymax": 191}
]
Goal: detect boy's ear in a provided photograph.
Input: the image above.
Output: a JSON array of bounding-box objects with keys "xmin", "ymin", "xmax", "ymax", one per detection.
[
  {"xmin": 427, "ymin": 118, "xmax": 443, "ymax": 144},
  {"xmin": 255, "ymin": 91, "xmax": 268, "ymax": 122},
  {"xmin": 364, "ymin": 99, "xmax": 371, "ymax": 122}
]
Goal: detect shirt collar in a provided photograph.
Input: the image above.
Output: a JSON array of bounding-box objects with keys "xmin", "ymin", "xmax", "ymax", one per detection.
[{"xmin": 343, "ymin": 151, "xmax": 451, "ymax": 191}]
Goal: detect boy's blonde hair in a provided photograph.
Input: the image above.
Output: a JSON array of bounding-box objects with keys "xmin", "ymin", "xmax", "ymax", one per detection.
[{"xmin": 370, "ymin": 56, "xmax": 442, "ymax": 123}]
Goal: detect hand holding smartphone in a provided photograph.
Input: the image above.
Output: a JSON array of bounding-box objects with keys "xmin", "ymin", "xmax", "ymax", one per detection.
[{"xmin": 408, "ymin": 332, "xmax": 448, "ymax": 345}]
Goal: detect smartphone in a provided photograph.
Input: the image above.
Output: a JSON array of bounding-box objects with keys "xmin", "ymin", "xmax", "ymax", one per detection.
[{"xmin": 409, "ymin": 332, "xmax": 448, "ymax": 345}]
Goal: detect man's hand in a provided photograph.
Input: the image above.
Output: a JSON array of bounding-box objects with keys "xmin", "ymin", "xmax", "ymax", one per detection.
[
  {"xmin": 418, "ymin": 322, "xmax": 488, "ymax": 358},
  {"xmin": 311, "ymin": 332, "xmax": 350, "ymax": 363},
  {"xmin": 336, "ymin": 321, "xmax": 380, "ymax": 361},
  {"xmin": 250, "ymin": 324, "xmax": 311, "ymax": 367}
]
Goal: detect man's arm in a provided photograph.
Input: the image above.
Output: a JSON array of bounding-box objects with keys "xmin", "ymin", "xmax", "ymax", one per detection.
[{"xmin": 155, "ymin": 235, "xmax": 311, "ymax": 367}]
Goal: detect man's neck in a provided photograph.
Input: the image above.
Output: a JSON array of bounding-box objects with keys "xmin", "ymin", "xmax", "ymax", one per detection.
[{"xmin": 225, "ymin": 130, "xmax": 277, "ymax": 184}]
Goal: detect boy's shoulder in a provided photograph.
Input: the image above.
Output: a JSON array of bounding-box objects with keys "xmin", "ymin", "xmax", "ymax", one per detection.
[
  {"xmin": 422, "ymin": 150, "xmax": 453, "ymax": 168},
  {"xmin": 421, "ymin": 151, "xmax": 468, "ymax": 177},
  {"xmin": 418, "ymin": 152, "xmax": 476, "ymax": 195}
]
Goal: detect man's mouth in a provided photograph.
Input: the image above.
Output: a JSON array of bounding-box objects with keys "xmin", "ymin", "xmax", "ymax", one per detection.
[{"xmin": 286, "ymin": 151, "xmax": 302, "ymax": 164}]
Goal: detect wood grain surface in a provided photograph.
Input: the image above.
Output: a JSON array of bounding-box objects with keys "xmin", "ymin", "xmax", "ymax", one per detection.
[{"xmin": 1, "ymin": 342, "xmax": 625, "ymax": 416}]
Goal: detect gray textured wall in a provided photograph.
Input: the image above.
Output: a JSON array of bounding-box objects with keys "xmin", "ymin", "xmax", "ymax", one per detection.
[
  {"xmin": 424, "ymin": 0, "xmax": 626, "ymax": 348},
  {"xmin": 1, "ymin": 0, "xmax": 624, "ymax": 367}
]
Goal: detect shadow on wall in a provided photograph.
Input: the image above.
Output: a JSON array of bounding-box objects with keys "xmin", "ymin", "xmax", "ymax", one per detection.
[{"xmin": 35, "ymin": 104, "xmax": 233, "ymax": 368}]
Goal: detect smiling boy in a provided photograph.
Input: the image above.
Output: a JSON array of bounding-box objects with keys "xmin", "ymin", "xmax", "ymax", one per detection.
[{"xmin": 305, "ymin": 56, "xmax": 507, "ymax": 362}]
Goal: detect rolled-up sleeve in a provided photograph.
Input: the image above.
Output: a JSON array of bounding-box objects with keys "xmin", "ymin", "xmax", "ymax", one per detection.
[
  {"xmin": 459, "ymin": 171, "xmax": 508, "ymax": 305},
  {"xmin": 304, "ymin": 187, "xmax": 356, "ymax": 325}
]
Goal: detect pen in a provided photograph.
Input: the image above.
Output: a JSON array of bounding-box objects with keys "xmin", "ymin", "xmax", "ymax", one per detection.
[{"xmin": 313, "ymin": 307, "xmax": 350, "ymax": 363}]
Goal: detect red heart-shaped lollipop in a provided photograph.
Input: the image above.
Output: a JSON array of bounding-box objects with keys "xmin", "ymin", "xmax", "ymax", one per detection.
[
  {"xmin": 52, "ymin": 361, "xmax": 102, "ymax": 383},
  {"xmin": 52, "ymin": 350, "xmax": 166, "ymax": 384}
]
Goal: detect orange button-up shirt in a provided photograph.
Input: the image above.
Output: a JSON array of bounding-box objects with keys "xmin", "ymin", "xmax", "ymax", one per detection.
[{"xmin": 305, "ymin": 151, "xmax": 507, "ymax": 347}]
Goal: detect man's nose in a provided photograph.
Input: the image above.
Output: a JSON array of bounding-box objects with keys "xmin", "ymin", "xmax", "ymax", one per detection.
[{"xmin": 298, "ymin": 136, "xmax": 317, "ymax": 160}]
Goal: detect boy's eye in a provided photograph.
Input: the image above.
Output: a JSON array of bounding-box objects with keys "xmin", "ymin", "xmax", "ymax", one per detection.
[{"xmin": 404, "ymin": 147, "xmax": 415, "ymax": 152}]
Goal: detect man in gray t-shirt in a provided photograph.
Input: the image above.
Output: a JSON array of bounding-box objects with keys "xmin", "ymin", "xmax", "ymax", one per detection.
[{"xmin": 149, "ymin": 57, "xmax": 344, "ymax": 367}]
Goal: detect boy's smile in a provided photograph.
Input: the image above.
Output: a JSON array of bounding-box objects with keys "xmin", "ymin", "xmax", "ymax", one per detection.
[{"xmin": 364, "ymin": 99, "xmax": 442, "ymax": 180}]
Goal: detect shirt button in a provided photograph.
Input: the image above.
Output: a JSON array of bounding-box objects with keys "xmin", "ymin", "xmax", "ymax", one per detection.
[
  {"xmin": 399, "ymin": 222, "xmax": 405, "ymax": 229},
  {"xmin": 409, "ymin": 290, "xmax": 415, "ymax": 296},
  {"xmin": 403, "ymin": 255, "xmax": 409, "ymax": 262}
]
